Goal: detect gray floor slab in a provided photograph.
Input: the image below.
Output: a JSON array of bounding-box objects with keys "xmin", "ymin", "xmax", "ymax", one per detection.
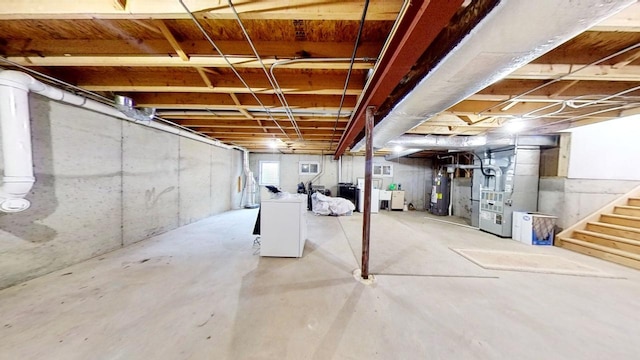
[{"xmin": 1, "ymin": 209, "xmax": 639, "ymax": 359}]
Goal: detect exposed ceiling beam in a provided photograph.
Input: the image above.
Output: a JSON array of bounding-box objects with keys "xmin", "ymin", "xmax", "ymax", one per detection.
[
  {"xmin": 113, "ymin": 0, "xmax": 127, "ymax": 11},
  {"xmin": 612, "ymin": 49, "xmax": 640, "ymax": 68},
  {"xmin": 134, "ymin": 93, "xmax": 357, "ymax": 110},
  {"xmin": 195, "ymin": 67, "xmax": 214, "ymax": 88},
  {"xmin": 130, "ymin": 19, "xmax": 163, "ymax": 35},
  {"xmin": 208, "ymin": 133, "xmax": 342, "ymax": 141},
  {"xmin": 507, "ymin": 63, "xmax": 640, "ymax": 82},
  {"xmin": 474, "ymin": 79, "xmax": 640, "ymax": 100},
  {"xmin": 160, "ymin": 115, "xmax": 350, "ymax": 122},
  {"xmin": 75, "ymin": 70, "xmax": 365, "ymax": 95},
  {"xmin": 197, "ymin": 128, "xmax": 341, "ymax": 135},
  {"xmin": 587, "ymin": 2, "xmax": 640, "ymax": 32},
  {"xmin": 549, "ymin": 80, "xmax": 581, "ymax": 98},
  {"xmin": 85, "ymin": 86, "xmax": 362, "ymax": 96},
  {"xmin": 229, "ymin": 93, "xmax": 254, "ymax": 119},
  {"xmin": 0, "ymin": 39, "xmax": 382, "ymax": 58},
  {"xmin": 229, "ymin": 92, "xmax": 268, "ymax": 133},
  {"xmin": 448, "ymin": 100, "xmax": 625, "ymax": 118},
  {"xmin": 153, "ymin": 20, "xmax": 189, "ymax": 61},
  {"xmin": 173, "ymin": 119, "xmax": 346, "ymax": 128},
  {"xmin": 0, "ymin": 0, "xmax": 404, "ymax": 20},
  {"xmin": 6, "ymin": 56, "xmax": 375, "ymax": 70}
]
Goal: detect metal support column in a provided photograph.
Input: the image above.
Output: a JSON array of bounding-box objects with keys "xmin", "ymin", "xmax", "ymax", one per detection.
[{"xmin": 361, "ymin": 106, "xmax": 374, "ymax": 279}]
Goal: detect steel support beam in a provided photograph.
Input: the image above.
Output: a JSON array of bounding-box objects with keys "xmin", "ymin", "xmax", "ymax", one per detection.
[{"xmin": 334, "ymin": 0, "xmax": 463, "ymax": 159}]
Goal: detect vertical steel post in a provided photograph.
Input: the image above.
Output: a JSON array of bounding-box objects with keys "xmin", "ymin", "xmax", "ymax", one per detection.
[{"xmin": 361, "ymin": 106, "xmax": 375, "ymax": 279}]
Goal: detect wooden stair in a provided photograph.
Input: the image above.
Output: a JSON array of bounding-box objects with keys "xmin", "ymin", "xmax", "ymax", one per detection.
[{"xmin": 555, "ymin": 187, "xmax": 640, "ymax": 270}]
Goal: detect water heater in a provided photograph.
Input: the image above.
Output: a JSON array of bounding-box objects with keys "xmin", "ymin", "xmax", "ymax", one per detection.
[{"xmin": 430, "ymin": 170, "xmax": 450, "ymax": 216}]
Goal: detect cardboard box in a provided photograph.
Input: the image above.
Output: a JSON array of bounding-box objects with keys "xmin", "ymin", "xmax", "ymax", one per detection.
[{"xmin": 512, "ymin": 212, "xmax": 557, "ymax": 245}]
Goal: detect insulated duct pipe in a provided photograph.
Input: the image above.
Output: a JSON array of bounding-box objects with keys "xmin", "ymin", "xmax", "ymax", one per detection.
[
  {"xmin": 0, "ymin": 70, "xmax": 234, "ymax": 213},
  {"xmin": 114, "ymin": 95, "xmax": 155, "ymax": 121},
  {"xmin": 385, "ymin": 134, "xmax": 556, "ymax": 151},
  {"xmin": 352, "ymin": 0, "xmax": 635, "ymax": 151}
]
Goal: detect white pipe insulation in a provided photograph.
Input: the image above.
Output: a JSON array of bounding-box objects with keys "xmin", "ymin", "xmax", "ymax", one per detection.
[{"xmin": 0, "ymin": 70, "xmax": 235, "ymax": 213}]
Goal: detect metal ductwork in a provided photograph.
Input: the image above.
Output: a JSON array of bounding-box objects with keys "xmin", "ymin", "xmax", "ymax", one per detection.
[
  {"xmin": 114, "ymin": 95, "xmax": 156, "ymax": 122},
  {"xmin": 352, "ymin": 0, "xmax": 635, "ymax": 151},
  {"xmin": 386, "ymin": 134, "xmax": 557, "ymax": 151}
]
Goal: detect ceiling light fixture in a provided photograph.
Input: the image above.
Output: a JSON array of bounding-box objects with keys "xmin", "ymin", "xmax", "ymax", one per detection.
[{"xmin": 504, "ymin": 118, "xmax": 525, "ymax": 134}]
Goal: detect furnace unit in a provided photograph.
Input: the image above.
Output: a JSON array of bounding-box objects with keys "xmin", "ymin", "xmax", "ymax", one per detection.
[{"xmin": 475, "ymin": 147, "xmax": 540, "ymax": 238}]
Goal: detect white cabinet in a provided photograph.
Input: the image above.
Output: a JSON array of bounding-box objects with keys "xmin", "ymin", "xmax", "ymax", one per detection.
[
  {"xmin": 260, "ymin": 196, "xmax": 307, "ymax": 257},
  {"xmin": 391, "ymin": 190, "xmax": 405, "ymax": 210}
]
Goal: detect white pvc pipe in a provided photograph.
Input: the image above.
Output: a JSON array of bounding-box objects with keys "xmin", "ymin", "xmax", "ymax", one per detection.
[
  {"xmin": 0, "ymin": 73, "xmax": 35, "ymax": 212},
  {"xmin": 0, "ymin": 70, "xmax": 236, "ymax": 213}
]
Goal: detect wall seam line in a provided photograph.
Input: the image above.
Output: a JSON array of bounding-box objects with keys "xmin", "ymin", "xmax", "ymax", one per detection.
[
  {"xmin": 210, "ymin": 145, "xmax": 213, "ymax": 215},
  {"xmin": 178, "ymin": 138, "xmax": 181, "ymax": 226},
  {"xmin": 120, "ymin": 120, "xmax": 124, "ymax": 247}
]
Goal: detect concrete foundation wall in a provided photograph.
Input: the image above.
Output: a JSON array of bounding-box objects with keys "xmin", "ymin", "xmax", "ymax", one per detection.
[
  {"xmin": 538, "ymin": 177, "xmax": 640, "ymax": 229},
  {"xmin": 0, "ymin": 95, "xmax": 242, "ymax": 289},
  {"xmin": 250, "ymin": 154, "xmax": 432, "ymax": 209}
]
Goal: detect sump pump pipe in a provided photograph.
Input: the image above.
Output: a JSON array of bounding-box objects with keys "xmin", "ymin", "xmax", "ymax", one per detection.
[{"xmin": 0, "ymin": 70, "xmax": 234, "ymax": 213}]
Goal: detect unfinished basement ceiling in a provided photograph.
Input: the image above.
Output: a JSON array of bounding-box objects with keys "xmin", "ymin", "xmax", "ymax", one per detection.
[{"xmin": 0, "ymin": 0, "xmax": 639, "ymax": 155}]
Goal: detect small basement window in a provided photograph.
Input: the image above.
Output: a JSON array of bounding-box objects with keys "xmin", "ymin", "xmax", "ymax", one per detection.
[
  {"xmin": 259, "ymin": 161, "xmax": 280, "ymax": 185},
  {"xmin": 299, "ymin": 161, "xmax": 320, "ymax": 175},
  {"xmin": 373, "ymin": 164, "xmax": 393, "ymax": 177}
]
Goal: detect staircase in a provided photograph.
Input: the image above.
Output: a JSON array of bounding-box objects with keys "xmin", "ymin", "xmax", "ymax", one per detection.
[{"xmin": 555, "ymin": 186, "xmax": 640, "ymax": 270}]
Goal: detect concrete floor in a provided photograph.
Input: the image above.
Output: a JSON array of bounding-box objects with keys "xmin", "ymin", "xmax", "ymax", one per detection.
[{"xmin": 1, "ymin": 209, "xmax": 640, "ymax": 359}]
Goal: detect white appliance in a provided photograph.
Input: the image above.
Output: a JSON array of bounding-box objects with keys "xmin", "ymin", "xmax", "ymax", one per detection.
[
  {"xmin": 379, "ymin": 190, "xmax": 391, "ymax": 210},
  {"xmin": 260, "ymin": 195, "xmax": 307, "ymax": 257},
  {"xmin": 391, "ymin": 190, "xmax": 404, "ymax": 210},
  {"xmin": 357, "ymin": 178, "xmax": 379, "ymax": 213}
]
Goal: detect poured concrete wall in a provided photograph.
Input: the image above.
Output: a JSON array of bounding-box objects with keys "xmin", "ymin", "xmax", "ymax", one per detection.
[
  {"xmin": 0, "ymin": 95, "xmax": 242, "ymax": 289},
  {"xmin": 538, "ymin": 177, "xmax": 640, "ymax": 230},
  {"xmin": 250, "ymin": 154, "xmax": 432, "ymax": 209},
  {"xmin": 122, "ymin": 122, "xmax": 179, "ymax": 246}
]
